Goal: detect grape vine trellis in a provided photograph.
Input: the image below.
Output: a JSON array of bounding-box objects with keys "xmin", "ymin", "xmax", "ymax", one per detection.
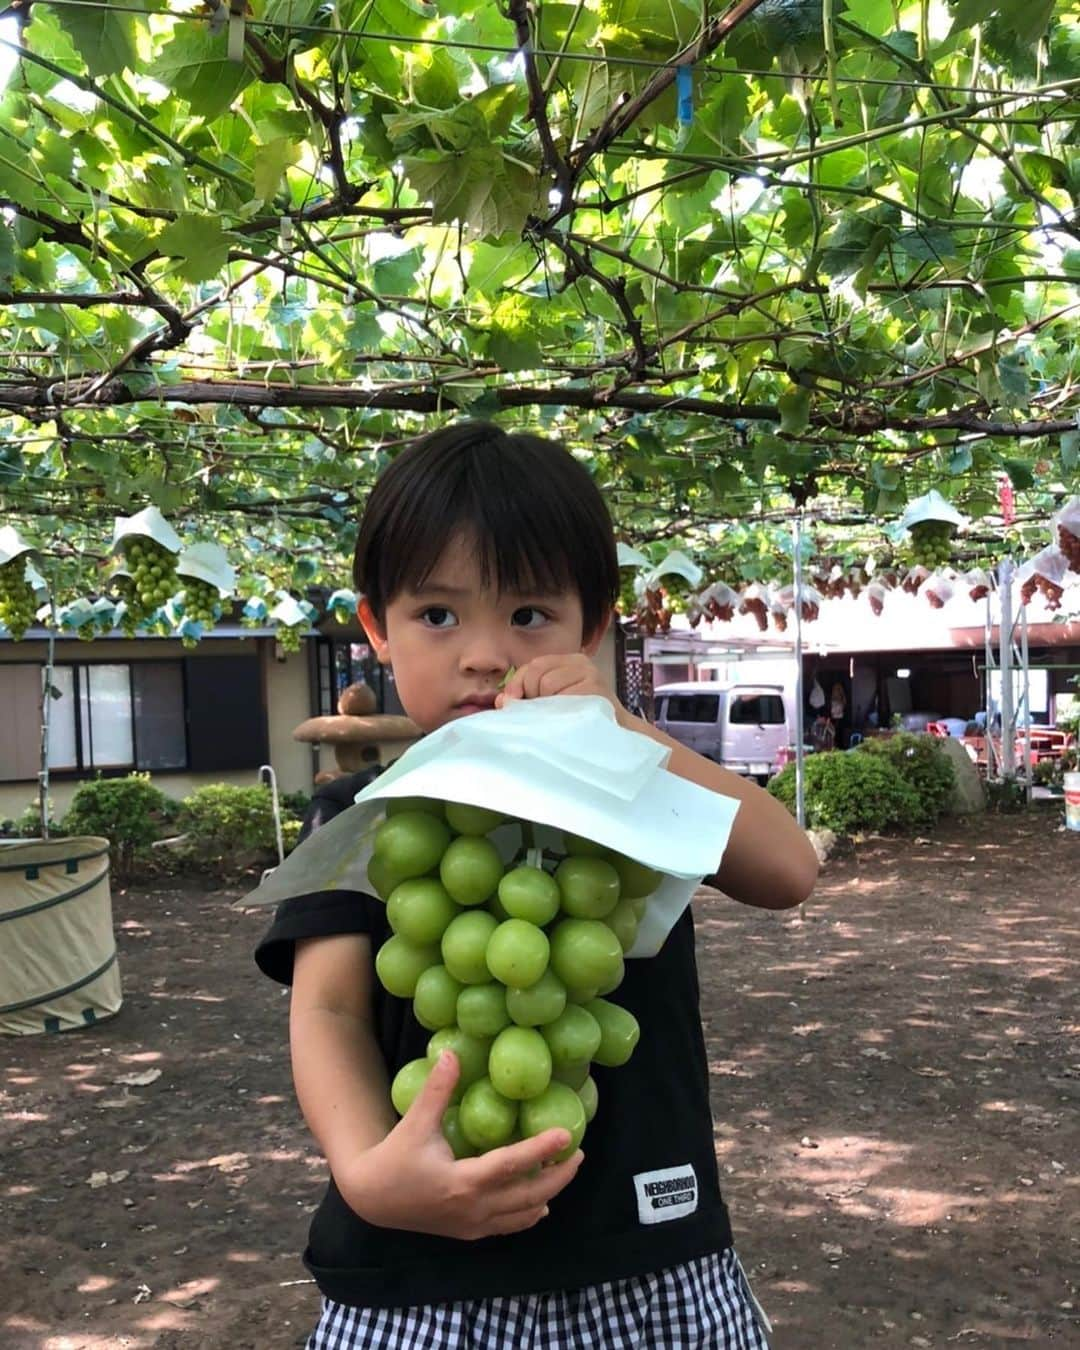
[{"xmin": 1, "ymin": 0, "xmax": 1080, "ymax": 622}]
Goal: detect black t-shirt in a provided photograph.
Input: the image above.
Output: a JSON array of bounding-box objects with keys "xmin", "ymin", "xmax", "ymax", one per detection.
[
  {"xmin": 296, "ymin": 769, "xmax": 382, "ymax": 846},
  {"xmin": 255, "ymin": 891, "xmax": 733, "ymax": 1309}
]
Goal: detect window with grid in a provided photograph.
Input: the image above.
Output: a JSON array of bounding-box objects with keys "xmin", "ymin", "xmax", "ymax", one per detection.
[{"xmin": 2, "ymin": 660, "xmax": 188, "ymax": 780}]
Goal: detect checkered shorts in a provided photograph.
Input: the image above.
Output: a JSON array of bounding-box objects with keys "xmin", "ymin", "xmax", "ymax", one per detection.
[{"xmin": 306, "ymin": 1248, "xmax": 770, "ymax": 1348}]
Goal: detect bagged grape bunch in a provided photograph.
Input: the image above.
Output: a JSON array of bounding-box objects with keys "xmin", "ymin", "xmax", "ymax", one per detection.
[
  {"xmin": 243, "ymin": 696, "xmax": 740, "ymax": 1157},
  {"xmin": 899, "ymin": 490, "xmax": 966, "ymax": 570},
  {"xmin": 906, "ymin": 520, "xmax": 955, "ymax": 569},
  {"xmin": 923, "ymin": 572, "xmax": 954, "ymax": 610},
  {"xmin": 1053, "ymin": 497, "xmax": 1080, "ymax": 573},
  {"xmin": 774, "ymin": 582, "xmax": 823, "ymax": 622},
  {"xmin": 901, "ymin": 564, "xmax": 929, "ymax": 596},
  {"xmin": 964, "ymin": 567, "xmax": 992, "ymax": 602},
  {"xmin": 1018, "ymin": 547, "xmax": 1068, "ymax": 611},
  {"xmin": 0, "ymin": 526, "xmax": 45, "ymax": 640},
  {"xmin": 738, "ymin": 583, "xmax": 769, "ymax": 633},
  {"xmin": 0, "ymin": 558, "xmax": 36, "ymax": 640},
  {"xmin": 108, "ymin": 506, "xmax": 182, "ymax": 636},
  {"xmin": 698, "ymin": 580, "xmax": 739, "ymax": 623},
  {"xmin": 372, "ymin": 799, "xmax": 661, "ymax": 1157},
  {"xmin": 175, "ymin": 543, "xmax": 236, "ymax": 647}
]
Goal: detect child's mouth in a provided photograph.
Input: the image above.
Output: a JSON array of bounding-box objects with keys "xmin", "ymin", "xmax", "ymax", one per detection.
[{"xmin": 455, "ymin": 693, "xmax": 499, "ymax": 713}]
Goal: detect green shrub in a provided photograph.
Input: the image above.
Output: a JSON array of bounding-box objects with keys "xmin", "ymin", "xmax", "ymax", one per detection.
[
  {"xmin": 856, "ymin": 732, "xmax": 955, "ymax": 826},
  {"xmin": 768, "ymin": 750, "xmax": 920, "ymax": 835},
  {"xmin": 62, "ymin": 774, "xmax": 171, "ymax": 875},
  {"xmin": 176, "ymin": 783, "xmax": 294, "ymax": 874},
  {"xmin": 279, "ymin": 789, "xmax": 312, "ymax": 820},
  {"xmin": 1032, "ymin": 758, "xmax": 1063, "ymax": 790},
  {"xmin": 20, "ymin": 802, "xmax": 67, "ymax": 839},
  {"xmin": 0, "ymin": 800, "xmax": 66, "ymax": 839}
]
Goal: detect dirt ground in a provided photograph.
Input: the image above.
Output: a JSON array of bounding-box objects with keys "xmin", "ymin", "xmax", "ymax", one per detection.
[{"xmin": 2, "ymin": 807, "xmax": 1078, "ymax": 1350}]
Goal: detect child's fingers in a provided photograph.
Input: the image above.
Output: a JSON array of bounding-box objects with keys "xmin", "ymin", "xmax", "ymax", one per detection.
[
  {"xmin": 496, "ymin": 668, "xmax": 527, "ymax": 704},
  {"xmin": 535, "ymin": 668, "xmax": 595, "ymax": 698},
  {"xmin": 464, "ymin": 1128, "xmax": 572, "ymax": 1184},
  {"xmin": 401, "ymin": 1050, "xmax": 460, "ymax": 1135},
  {"xmin": 488, "ymin": 1150, "xmax": 584, "ymax": 1216},
  {"xmin": 498, "ymin": 655, "xmax": 590, "ymax": 705}
]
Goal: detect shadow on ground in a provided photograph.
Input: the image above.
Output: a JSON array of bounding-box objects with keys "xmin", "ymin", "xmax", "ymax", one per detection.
[
  {"xmin": 1, "ymin": 810, "xmax": 1077, "ymax": 1348},
  {"xmin": 698, "ymin": 808, "xmax": 1079, "ymax": 1347}
]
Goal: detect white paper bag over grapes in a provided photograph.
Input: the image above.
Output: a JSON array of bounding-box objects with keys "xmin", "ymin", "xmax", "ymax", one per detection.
[{"xmin": 244, "ymin": 695, "xmax": 740, "ymax": 1157}]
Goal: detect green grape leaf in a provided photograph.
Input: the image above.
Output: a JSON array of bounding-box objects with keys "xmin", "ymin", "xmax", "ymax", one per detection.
[
  {"xmin": 253, "ymin": 139, "xmax": 301, "ymax": 203},
  {"xmin": 997, "ymin": 353, "xmax": 1031, "ymax": 406},
  {"xmin": 156, "ymin": 26, "xmax": 255, "ymax": 119},
  {"xmin": 0, "ymin": 221, "xmax": 15, "ymax": 287},
  {"xmin": 156, "ymin": 215, "xmax": 231, "ymax": 283},
  {"xmin": 401, "ymin": 147, "xmax": 545, "ymax": 239},
  {"xmin": 373, "ymin": 246, "xmax": 425, "ymax": 296},
  {"xmin": 778, "ymin": 385, "xmax": 811, "ymax": 435},
  {"xmin": 42, "ymin": 0, "xmax": 138, "ymax": 79}
]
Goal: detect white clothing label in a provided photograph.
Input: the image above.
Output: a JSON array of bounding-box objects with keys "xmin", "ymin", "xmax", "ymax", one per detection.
[{"xmin": 633, "ymin": 1163, "xmax": 699, "ymax": 1225}]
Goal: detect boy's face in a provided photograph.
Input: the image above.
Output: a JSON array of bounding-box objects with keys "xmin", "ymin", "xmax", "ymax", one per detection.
[{"xmin": 359, "ymin": 533, "xmax": 608, "ymax": 733}]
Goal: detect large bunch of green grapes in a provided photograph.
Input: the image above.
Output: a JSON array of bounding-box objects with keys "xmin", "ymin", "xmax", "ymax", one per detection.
[
  {"xmin": 0, "ymin": 560, "xmax": 36, "ymax": 639},
  {"xmin": 181, "ymin": 577, "xmax": 221, "ymax": 626},
  {"xmin": 116, "ymin": 536, "xmax": 179, "ymax": 625},
  {"xmin": 372, "ymin": 801, "xmax": 659, "ymax": 1159},
  {"xmin": 276, "ymin": 624, "xmax": 304, "ymax": 654},
  {"xmin": 906, "ymin": 520, "xmax": 954, "ymax": 568}
]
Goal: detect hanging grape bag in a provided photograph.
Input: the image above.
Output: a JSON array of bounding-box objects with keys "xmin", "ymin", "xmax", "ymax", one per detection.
[
  {"xmin": 1018, "ymin": 547, "xmax": 1068, "ymax": 611},
  {"xmin": 773, "ymin": 581, "xmax": 824, "ymax": 622},
  {"xmin": 923, "ymin": 572, "xmax": 955, "ymax": 610},
  {"xmin": 964, "ymin": 567, "xmax": 992, "ymax": 602},
  {"xmin": 242, "ymin": 696, "xmax": 740, "ymax": 1156},
  {"xmin": 0, "ymin": 525, "xmax": 42, "ymax": 640},
  {"xmin": 176, "ymin": 543, "xmax": 237, "ymax": 628},
  {"xmin": 1052, "ymin": 497, "xmax": 1080, "ymax": 573},
  {"xmin": 107, "ymin": 506, "xmax": 183, "ymax": 635}
]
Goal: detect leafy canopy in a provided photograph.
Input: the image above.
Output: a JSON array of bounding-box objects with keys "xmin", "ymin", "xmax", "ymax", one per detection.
[{"xmin": 1, "ymin": 0, "xmax": 1080, "ymax": 609}]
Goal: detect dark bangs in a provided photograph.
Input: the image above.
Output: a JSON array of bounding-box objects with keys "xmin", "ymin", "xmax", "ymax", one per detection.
[{"xmin": 353, "ymin": 421, "xmax": 619, "ymax": 639}]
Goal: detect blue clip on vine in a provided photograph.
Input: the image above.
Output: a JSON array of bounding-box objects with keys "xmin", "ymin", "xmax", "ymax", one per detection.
[{"xmin": 676, "ymin": 65, "xmax": 693, "ymax": 128}]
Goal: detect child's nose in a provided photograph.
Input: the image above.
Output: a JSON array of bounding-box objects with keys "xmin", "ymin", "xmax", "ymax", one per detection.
[{"xmin": 459, "ymin": 633, "xmax": 508, "ymax": 676}]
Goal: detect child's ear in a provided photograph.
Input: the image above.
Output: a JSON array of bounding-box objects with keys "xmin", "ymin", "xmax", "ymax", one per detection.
[
  {"xmin": 357, "ymin": 597, "xmax": 391, "ymax": 665},
  {"xmin": 582, "ymin": 608, "xmax": 612, "ymax": 657}
]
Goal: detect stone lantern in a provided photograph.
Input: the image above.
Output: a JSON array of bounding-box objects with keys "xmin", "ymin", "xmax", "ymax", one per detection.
[{"xmin": 292, "ymin": 682, "xmax": 421, "ymax": 783}]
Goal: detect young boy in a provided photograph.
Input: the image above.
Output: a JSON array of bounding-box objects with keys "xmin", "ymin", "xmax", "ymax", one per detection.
[{"xmin": 255, "ymin": 421, "xmax": 818, "ymax": 1348}]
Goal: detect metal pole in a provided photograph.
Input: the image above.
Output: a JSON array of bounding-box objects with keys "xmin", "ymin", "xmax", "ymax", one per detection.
[
  {"xmin": 793, "ymin": 515, "xmax": 806, "ymax": 828},
  {"xmin": 999, "ymin": 559, "xmax": 1015, "ymax": 779},
  {"xmin": 984, "ymin": 587, "xmax": 996, "ymax": 778},
  {"xmin": 39, "ymin": 625, "xmax": 55, "ymax": 840},
  {"xmin": 1020, "ymin": 601, "xmax": 1032, "ymax": 804}
]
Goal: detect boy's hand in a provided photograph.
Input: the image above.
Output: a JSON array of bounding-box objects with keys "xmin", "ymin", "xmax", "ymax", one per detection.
[
  {"xmin": 495, "ymin": 654, "xmax": 629, "ymax": 725},
  {"xmin": 336, "ymin": 1051, "xmax": 584, "ymax": 1240}
]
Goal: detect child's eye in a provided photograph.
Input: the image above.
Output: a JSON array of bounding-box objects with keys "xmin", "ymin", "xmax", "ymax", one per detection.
[
  {"xmin": 420, "ymin": 606, "xmax": 458, "ymax": 628},
  {"xmin": 511, "ymin": 606, "xmax": 550, "ymax": 629}
]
